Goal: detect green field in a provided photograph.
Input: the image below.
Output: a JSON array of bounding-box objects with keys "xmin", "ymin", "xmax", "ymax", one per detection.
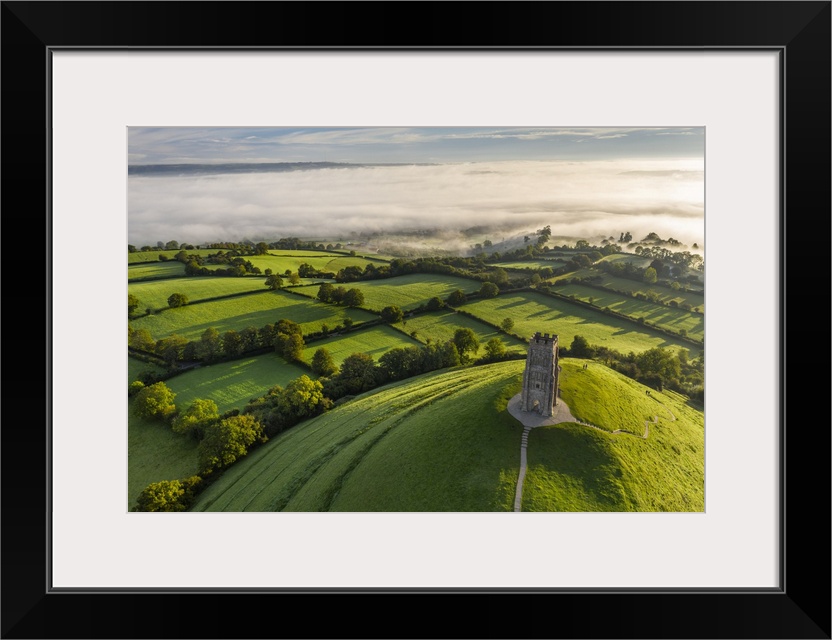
[
  {"xmin": 166, "ymin": 355, "xmax": 311, "ymax": 414},
  {"xmin": 561, "ymin": 269, "xmax": 704, "ymax": 310},
  {"xmin": 128, "ymin": 356, "xmax": 166, "ymax": 383},
  {"xmin": 393, "ymin": 310, "xmax": 527, "ymax": 356},
  {"xmin": 191, "ymin": 363, "xmax": 525, "ymax": 512},
  {"xmin": 128, "ymin": 403, "xmax": 199, "ymax": 510},
  {"xmin": 301, "ymin": 325, "xmax": 422, "ymax": 367},
  {"xmin": 128, "ymin": 276, "xmax": 270, "ymax": 310},
  {"xmin": 128, "ymin": 290, "xmax": 377, "ymax": 341},
  {"xmin": 128, "ymin": 249, "xmax": 216, "ymax": 263},
  {"xmin": 555, "ymin": 284, "xmax": 704, "ymax": 340},
  {"xmin": 460, "ymin": 291, "xmax": 693, "ymax": 354},
  {"xmin": 293, "ymin": 274, "xmax": 482, "ymax": 312},
  {"xmin": 128, "ymin": 261, "xmax": 186, "ymax": 281},
  {"xmin": 597, "ymin": 253, "xmax": 653, "ymax": 267},
  {"xmin": 522, "ymin": 359, "xmax": 704, "ymax": 512},
  {"xmin": 491, "ymin": 260, "xmax": 567, "ymax": 270},
  {"xmin": 128, "ymin": 353, "xmax": 309, "ymax": 508}
]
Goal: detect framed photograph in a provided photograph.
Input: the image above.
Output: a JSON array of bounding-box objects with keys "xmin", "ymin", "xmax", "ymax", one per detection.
[{"xmin": 3, "ymin": 2, "xmax": 828, "ymax": 638}]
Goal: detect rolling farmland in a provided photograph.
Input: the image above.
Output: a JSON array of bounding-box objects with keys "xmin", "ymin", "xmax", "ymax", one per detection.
[
  {"xmin": 554, "ymin": 283, "xmax": 704, "ymax": 340},
  {"xmin": 129, "ymin": 290, "xmax": 377, "ymax": 341},
  {"xmin": 293, "ymin": 274, "xmax": 482, "ymax": 311},
  {"xmin": 301, "ymin": 325, "xmax": 422, "ymax": 367},
  {"xmin": 460, "ymin": 291, "xmax": 694, "ymax": 354},
  {"xmin": 128, "ymin": 276, "xmax": 269, "ymax": 310},
  {"xmin": 393, "ymin": 310, "xmax": 528, "ymax": 356}
]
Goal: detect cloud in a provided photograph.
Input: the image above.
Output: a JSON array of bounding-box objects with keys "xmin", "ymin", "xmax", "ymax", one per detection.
[{"xmin": 129, "ymin": 159, "xmax": 703, "ymax": 248}]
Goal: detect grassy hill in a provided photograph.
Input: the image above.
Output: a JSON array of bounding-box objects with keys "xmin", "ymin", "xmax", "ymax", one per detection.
[
  {"xmin": 523, "ymin": 359, "xmax": 704, "ymax": 511},
  {"xmin": 190, "ymin": 359, "xmax": 704, "ymax": 513},
  {"xmin": 191, "ymin": 362, "xmax": 526, "ymax": 512}
]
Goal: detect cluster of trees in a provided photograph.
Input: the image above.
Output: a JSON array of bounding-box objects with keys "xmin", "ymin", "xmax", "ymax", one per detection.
[
  {"xmin": 318, "ymin": 341, "xmax": 461, "ymax": 401},
  {"xmin": 129, "ymin": 240, "xmax": 197, "ymax": 253},
  {"xmin": 563, "ymin": 335, "xmax": 703, "ymax": 400},
  {"xmin": 242, "ymin": 376, "xmax": 332, "ymax": 437},
  {"xmin": 128, "ymin": 318, "xmax": 309, "ymax": 366},
  {"xmin": 131, "ymin": 381, "xmax": 270, "ymax": 510},
  {"xmin": 316, "ymin": 283, "xmax": 365, "ymax": 307}
]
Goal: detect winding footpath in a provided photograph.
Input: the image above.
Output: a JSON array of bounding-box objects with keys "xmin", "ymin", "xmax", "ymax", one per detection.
[{"xmin": 508, "ymin": 393, "xmax": 677, "ymax": 512}]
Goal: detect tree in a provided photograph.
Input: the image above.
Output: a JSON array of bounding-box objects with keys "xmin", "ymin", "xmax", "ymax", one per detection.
[
  {"xmin": 167, "ymin": 292, "xmax": 188, "ymax": 308},
  {"xmin": 453, "ymin": 327, "xmax": 480, "ymax": 363},
  {"xmin": 134, "ymin": 476, "xmax": 202, "ymax": 512},
  {"xmin": 483, "ymin": 337, "xmax": 507, "ymax": 361},
  {"xmin": 128, "ymin": 294, "xmax": 140, "ymax": 314},
  {"xmin": 380, "ymin": 305, "xmax": 404, "ymax": 323},
  {"xmin": 317, "ymin": 282, "xmax": 335, "ymax": 303},
  {"xmin": 635, "ymin": 347, "xmax": 681, "ymax": 387},
  {"xmin": 198, "ymin": 414, "xmax": 267, "ymax": 473},
  {"xmin": 265, "ymin": 274, "xmax": 283, "ymax": 290},
  {"xmin": 311, "ymin": 348, "xmax": 337, "ymax": 377},
  {"xmin": 240, "ymin": 326, "xmax": 260, "ymax": 352},
  {"xmin": 164, "ymin": 240, "xmax": 180, "ymax": 251},
  {"xmin": 337, "ymin": 353, "xmax": 378, "ymax": 394},
  {"xmin": 479, "ymin": 282, "xmax": 499, "ymax": 298},
  {"xmin": 129, "ymin": 327, "xmax": 155, "ymax": 352},
  {"xmin": 172, "ymin": 398, "xmax": 219, "ymax": 438},
  {"xmin": 343, "ymin": 288, "xmax": 365, "ymax": 307},
  {"xmin": 501, "ymin": 317, "xmax": 515, "ymax": 333},
  {"xmin": 272, "ymin": 319, "xmax": 304, "ymax": 361},
  {"xmin": 196, "ymin": 327, "xmax": 222, "ymax": 362},
  {"xmin": 133, "ymin": 382, "xmax": 176, "ymax": 420},
  {"xmin": 255, "ymin": 242, "xmax": 269, "ymax": 255},
  {"xmin": 426, "ymin": 296, "xmax": 445, "ymax": 311},
  {"xmin": 569, "ymin": 335, "xmax": 594, "ymax": 358},
  {"xmin": 155, "ymin": 334, "xmax": 188, "ymax": 365},
  {"xmin": 276, "ymin": 375, "xmax": 328, "ymax": 420},
  {"xmin": 643, "ymin": 267, "xmax": 658, "ymax": 284},
  {"xmin": 218, "ymin": 329, "xmax": 242, "ymax": 358},
  {"xmin": 446, "ymin": 289, "xmax": 467, "ymax": 306},
  {"xmin": 287, "ymin": 272, "xmax": 301, "ymax": 285}
]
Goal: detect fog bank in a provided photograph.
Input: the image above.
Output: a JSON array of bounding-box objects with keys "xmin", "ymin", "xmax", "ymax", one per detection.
[{"xmin": 128, "ymin": 159, "xmax": 704, "ymax": 247}]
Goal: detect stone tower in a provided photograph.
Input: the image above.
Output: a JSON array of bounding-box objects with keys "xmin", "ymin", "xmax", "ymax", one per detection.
[{"xmin": 521, "ymin": 332, "xmax": 560, "ymax": 417}]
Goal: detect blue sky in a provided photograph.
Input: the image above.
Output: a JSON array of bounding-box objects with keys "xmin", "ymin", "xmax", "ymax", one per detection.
[{"xmin": 128, "ymin": 126, "xmax": 704, "ymax": 165}]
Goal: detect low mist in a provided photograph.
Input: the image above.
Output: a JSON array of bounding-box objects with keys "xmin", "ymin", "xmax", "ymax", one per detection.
[{"xmin": 128, "ymin": 160, "xmax": 704, "ymax": 249}]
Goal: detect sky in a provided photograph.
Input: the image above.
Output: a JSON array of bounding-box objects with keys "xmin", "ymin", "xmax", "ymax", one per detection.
[{"xmin": 128, "ymin": 127, "xmax": 704, "ymax": 248}]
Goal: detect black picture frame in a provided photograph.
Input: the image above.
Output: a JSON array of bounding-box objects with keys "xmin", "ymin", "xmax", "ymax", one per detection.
[{"xmin": 2, "ymin": 2, "xmax": 829, "ymax": 638}]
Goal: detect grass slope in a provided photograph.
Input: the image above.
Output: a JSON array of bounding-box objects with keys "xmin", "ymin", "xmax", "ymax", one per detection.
[
  {"xmin": 128, "ymin": 276, "xmax": 268, "ymax": 310},
  {"xmin": 301, "ymin": 325, "xmax": 422, "ymax": 367},
  {"xmin": 461, "ymin": 291, "xmax": 692, "ymax": 354},
  {"xmin": 522, "ymin": 359, "xmax": 704, "ymax": 512},
  {"xmin": 168, "ymin": 354, "xmax": 311, "ymax": 414},
  {"xmin": 128, "ymin": 261, "xmax": 186, "ymax": 281},
  {"xmin": 393, "ymin": 310, "xmax": 527, "ymax": 356},
  {"xmin": 561, "ymin": 269, "xmax": 704, "ymax": 310},
  {"xmin": 191, "ymin": 362, "xmax": 525, "ymax": 512},
  {"xmin": 556, "ymin": 283, "xmax": 704, "ymax": 340},
  {"xmin": 128, "ymin": 290, "xmax": 376, "ymax": 341},
  {"xmin": 293, "ymin": 274, "xmax": 482, "ymax": 312},
  {"xmin": 128, "ymin": 405, "xmax": 199, "ymax": 509}
]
